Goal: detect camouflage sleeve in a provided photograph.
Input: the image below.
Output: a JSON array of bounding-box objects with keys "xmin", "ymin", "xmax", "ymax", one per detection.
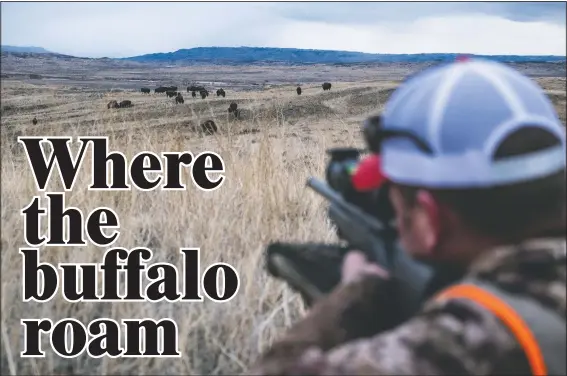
[
  {"xmin": 253, "ymin": 276, "xmax": 391, "ymax": 367},
  {"xmin": 252, "ymin": 238, "xmax": 565, "ymax": 375},
  {"xmin": 252, "ymin": 295, "xmax": 528, "ymax": 375}
]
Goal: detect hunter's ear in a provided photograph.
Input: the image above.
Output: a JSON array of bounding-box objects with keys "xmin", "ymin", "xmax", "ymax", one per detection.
[{"xmin": 414, "ymin": 190, "xmax": 440, "ymax": 253}]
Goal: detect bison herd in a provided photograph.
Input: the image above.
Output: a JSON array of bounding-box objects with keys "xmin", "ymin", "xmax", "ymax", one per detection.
[
  {"xmin": 104, "ymin": 81, "xmax": 334, "ymax": 134},
  {"xmin": 32, "ymin": 80, "xmax": 335, "ymax": 134},
  {"xmin": 113, "ymin": 84, "xmax": 236, "ymax": 113},
  {"xmin": 130, "ymin": 82, "xmax": 332, "ymax": 107}
]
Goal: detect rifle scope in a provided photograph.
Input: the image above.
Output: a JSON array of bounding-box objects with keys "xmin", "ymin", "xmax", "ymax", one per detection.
[{"xmin": 325, "ymin": 148, "xmax": 361, "ymax": 197}]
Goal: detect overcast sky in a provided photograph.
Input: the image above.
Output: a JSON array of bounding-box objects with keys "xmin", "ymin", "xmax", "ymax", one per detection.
[{"xmin": 2, "ymin": 2, "xmax": 566, "ymax": 58}]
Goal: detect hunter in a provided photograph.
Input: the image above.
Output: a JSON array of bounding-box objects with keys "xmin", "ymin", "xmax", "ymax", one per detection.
[{"xmin": 251, "ymin": 58, "xmax": 566, "ymax": 375}]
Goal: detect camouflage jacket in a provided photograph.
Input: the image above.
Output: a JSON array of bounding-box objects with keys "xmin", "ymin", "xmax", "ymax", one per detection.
[{"xmin": 251, "ymin": 236, "xmax": 566, "ymax": 375}]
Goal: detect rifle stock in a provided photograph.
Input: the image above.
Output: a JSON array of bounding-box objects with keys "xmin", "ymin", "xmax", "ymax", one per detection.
[{"xmin": 265, "ymin": 242, "xmax": 350, "ymax": 306}]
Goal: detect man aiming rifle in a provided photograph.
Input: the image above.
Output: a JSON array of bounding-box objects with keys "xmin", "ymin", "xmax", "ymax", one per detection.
[{"xmin": 252, "ymin": 58, "xmax": 566, "ymax": 375}]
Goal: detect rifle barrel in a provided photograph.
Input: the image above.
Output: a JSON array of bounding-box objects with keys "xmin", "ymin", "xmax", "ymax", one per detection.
[{"xmin": 306, "ymin": 177, "xmax": 386, "ymax": 233}]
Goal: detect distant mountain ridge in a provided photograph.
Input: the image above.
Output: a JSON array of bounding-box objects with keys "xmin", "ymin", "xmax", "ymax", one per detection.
[
  {"xmin": 2, "ymin": 45, "xmax": 565, "ymax": 65},
  {"xmin": 122, "ymin": 46, "xmax": 566, "ymax": 65},
  {"xmin": 1, "ymin": 45, "xmax": 52, "ymax": 54}
]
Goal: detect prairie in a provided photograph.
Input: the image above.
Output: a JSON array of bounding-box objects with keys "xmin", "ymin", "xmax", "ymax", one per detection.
[{"xmin": 1, "ymin": 57, "xmax": 565, "ymax": 375}]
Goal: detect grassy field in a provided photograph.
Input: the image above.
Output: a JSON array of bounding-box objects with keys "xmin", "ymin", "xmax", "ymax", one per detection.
[{"xmin": 1, "ymin": 64, "xmax": 566, "ymax": 375}]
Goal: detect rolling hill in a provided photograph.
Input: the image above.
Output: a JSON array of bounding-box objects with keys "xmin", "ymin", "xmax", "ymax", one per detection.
[
  {"xmin": 1, "ymin": 45, "xmax": 53, "ymax": 54},
  {"xmin": 121, "ymin": 46, "xmax": 566, "ymax": 65},
  {"xmin": 2, "ymin": 45, "xmax": 565, "ymax": 66}
]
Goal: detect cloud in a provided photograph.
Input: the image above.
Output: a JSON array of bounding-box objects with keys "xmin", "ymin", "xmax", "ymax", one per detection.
[
  {"xmin": 273, "ymin": 15, "xmax": 566, "ymax": 56},
  {"xmin": 1, "ymin": 2, "xmax": 283, "ymax": 57},
  {"xmin": 1, "ymin": 2, "xmax": 565, "ymax": 58},
  {"xmin": 269, "ymin": 2, "xmax": 566, "ymax": 25}
]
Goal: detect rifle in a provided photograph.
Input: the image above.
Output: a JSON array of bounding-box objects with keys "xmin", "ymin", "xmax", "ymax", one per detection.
[{"xmin": 265, "ymin": 138, "xmax": 435, "ymax": 328}]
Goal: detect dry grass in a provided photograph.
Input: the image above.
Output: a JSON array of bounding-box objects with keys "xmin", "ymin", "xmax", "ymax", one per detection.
[{"xmin": 1, "ymin": 74, "xmax": 566, "ymax": 375}]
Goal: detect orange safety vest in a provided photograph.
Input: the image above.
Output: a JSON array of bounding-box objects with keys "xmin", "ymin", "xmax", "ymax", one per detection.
[{"xmin": 435, "ymin": 279, "xmax": 566, "ymax": 376}]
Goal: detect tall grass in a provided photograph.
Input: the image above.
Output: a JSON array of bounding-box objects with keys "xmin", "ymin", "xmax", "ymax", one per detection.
[{"xmin": 2, "ymin": 77, "xmax": 564, "ymax": 375}]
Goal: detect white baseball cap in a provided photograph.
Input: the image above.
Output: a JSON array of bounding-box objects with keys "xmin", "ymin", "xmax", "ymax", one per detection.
[{"xmin": 380, "ymin": 58, "xmax": 566, "ymax": 188}]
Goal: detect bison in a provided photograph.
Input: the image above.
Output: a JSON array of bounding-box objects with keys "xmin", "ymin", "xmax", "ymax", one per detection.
[
  {"xmin": 188, "ymin": 85, "xmax": 206, "ymax": 93},
  {"xmin": 296, "ymin": 87, "xmax": 302, "ymax": 95},
  {"xmin": 228, "ymin": 102, "xmax": 238, "ymax": 113},
  {"xmin": 32, "ymin": 117, "xmax": 38, "ymax": 125},
  {"xmin": 155, "ymin": 87, "xmax": 168, "ymax": 93},
  {"xmin": 175, "ymin": 93, "xmax": 184, "ymax": 104},
  {"xmin": 216, "ymin": 88, "xmax": 226, "ymax": 97},
  {"xmin": 200, "ymin": 90, "xmax": 207, "ymax": 99},
  {"xmin": 322, "ymin": 82, "xmax": 332, "ymax": 91},
  {"xmin": 166, "ymin": 91, "xmax": 178, "ymax": 98},
  {"xmin": 119, "ymin": 100, "xmax": 132, "ymax": 108},
  {"xmin": 191, "ymin": 91, "xmax": 196, "ymax": 98},
  {"xmin": 141, "ymin": 87, "xmax": 151, "ymax": 94},
  {"xmin": 201, "ymin": 120, "xmax": 218, "ymax": 134},
  {"xmin": 107, "ymin": 100, "xmax": 119, "ymax": 109}
]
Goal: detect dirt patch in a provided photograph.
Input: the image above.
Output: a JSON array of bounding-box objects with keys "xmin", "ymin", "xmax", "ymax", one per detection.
[
  {"xmin": 1, "ymin": 102, "xmax": 52, "ymax": 117},
  {"xmin": 281, "ymin": 102, "xmax": 334, "ymax": 119},
  {"xmin": 346, "ymin": 87, "xmax": 396, "ymax": 114},
  {"xmin": 255, "ymin": 101, "xmax": 335, "ymax": 121}
]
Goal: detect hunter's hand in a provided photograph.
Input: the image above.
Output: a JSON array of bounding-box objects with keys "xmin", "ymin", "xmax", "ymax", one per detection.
[{"xmin": 341, "ymin": 251, "xmax": 389, "ymax": 285}]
